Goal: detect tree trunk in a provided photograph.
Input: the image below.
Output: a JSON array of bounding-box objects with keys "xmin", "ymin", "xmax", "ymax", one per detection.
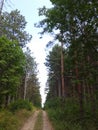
[
  {"xmin": 75, "ymin": 51, "xmax": 84, "ymax": 119},
  {"xmin": 0, "ymin": 0, "xmax": 4, "ymax": 15},
  {"xmin": 58, "ymin": 79, "xmax": 61, "ymax": 97},
  {"xmin": 61, "ymin": 41, "xmax": 65, "ymax": 97},
  {"xmin": 24, "ymin": 74, "xmax": 28, "ymax": 100}
]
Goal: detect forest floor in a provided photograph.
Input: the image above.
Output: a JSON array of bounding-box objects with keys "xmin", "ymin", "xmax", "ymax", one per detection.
[{"xmin": 20, "ymin": 110, "xmax": 54, "ymax": 130}]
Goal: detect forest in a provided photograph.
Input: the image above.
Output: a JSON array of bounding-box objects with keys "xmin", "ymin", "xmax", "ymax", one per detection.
[
  {"xmin": 38, "ymin": 0, "xmax": 98, "ymax": 130},
  {"xmin": 0, "ymin": 2, "xmax": 41, "ymax": 129},
  {"xmin": 0, "ymin": 0, "xmax": 98, "ymax": 130}
]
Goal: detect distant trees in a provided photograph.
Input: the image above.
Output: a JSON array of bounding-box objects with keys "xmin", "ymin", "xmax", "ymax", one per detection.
[
  {"xmin": 45, "ymin": 44, "xmax": 66, "ymax": 98},
  {"xmin": 23, "ymin": 49, "xmax": 41, "ymax": 107}
]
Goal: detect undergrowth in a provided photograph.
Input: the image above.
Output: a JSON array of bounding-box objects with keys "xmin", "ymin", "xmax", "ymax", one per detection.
[
  {"xmin": 0, "ymin": 100, "xmax": 34, "ymax": 130},
  {"xmin": 0, "ymin": 109, "xmax": 32, "ymax": 130},
  {"xmin": 8, "ymin": 99, "xmax": 33, "ymax": 112},
  {"xmin": 45, "ymin": 97, "xmax": 98, "ymax": 130}
]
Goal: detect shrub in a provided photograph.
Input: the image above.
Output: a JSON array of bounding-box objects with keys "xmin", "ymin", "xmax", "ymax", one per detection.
[
  {"xmin": 9, "ymin": 99, "xmax": 33, "ymax": 112},
  {"xmin": 45, "ymin": 97, "xmax": 98, "ymax": 130},
  {"xmin": 0, "ymin": 109, "xmax": 33, "ymax": 130},
  {"xmin": 0, "ymin": 110, "xmax": 19, "ymax": 130}
]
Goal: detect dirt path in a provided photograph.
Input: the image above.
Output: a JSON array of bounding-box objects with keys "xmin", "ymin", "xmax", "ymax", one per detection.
[
  {"xmin": 20, "ymin": 111, "xmax": 39, "ymax": 130},
  {"xmin": 43, "ymin": 111, "xmax": 54, "ymax": 130},
  {"xmin": 20, "ymin": 110, "xmax": 54, "ymax": 130}
]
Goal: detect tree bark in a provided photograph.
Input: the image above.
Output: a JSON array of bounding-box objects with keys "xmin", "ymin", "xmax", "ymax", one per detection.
[
  {"xmin": 24, "ymin": 73, "xmax": 28, "ymax": 100},
  {"xmin": 61, "ymin": 41, "xmax": 65, "ymax": 97}
]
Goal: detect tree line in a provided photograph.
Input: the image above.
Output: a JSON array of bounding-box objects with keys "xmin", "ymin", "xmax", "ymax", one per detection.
[
  {"xmin": 37, "ymin": 0, "xmax": 98, "ymax": 129},
  {"xmin": 0, "ymin": 9, "xmax": 41, "ymax": 108}
]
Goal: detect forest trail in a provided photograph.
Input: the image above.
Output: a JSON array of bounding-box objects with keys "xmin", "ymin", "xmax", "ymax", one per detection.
[
  {"xmin": 20, "ymin": 110, "xmax": 54, "ymax": 130},
  {"xmin": 43, "ymin": 111, "xmax": 54, "ymax": 130},
  {"xmin": 20, "ymin": 111, "xmax": 39, "ymax": 130}
]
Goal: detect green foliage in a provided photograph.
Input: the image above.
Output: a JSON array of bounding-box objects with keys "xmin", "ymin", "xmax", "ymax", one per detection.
[
  {"xmin": 23, "ymin": 49, "xmax": 41, "ymax": 107},
  {"xmin": 0, "ymin": 9, "xmax": 32, "ymax": 47},
  {"xmin": 45, "ymin": 98, "xmax": 98, "ymax": 130},
  {"xmin": 0, "ymin": 109, "xmax": 33, "ymax": 130},
  {"xmin": 9, "ymin": 99, "xmax": 33, "ymax": 112},
  {"xmin": 0, "ymin": 110, "xmax": 19, "ymax": 130},
  {"xmin": 0, "ymin": 37, "xmax": 26, "ymax": 107},
  {"xmin": 40, "ymin": 0, "xmax": 98, "ymax": 129},
  {"xmin": 45, "ymin": 45, "xmax": 68, "ymax": 98}
]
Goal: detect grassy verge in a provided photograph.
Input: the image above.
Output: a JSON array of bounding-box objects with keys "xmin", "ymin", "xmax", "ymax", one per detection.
[
  {"xmin": 0, "ymin": 109, "xmax": 33, "ymax": 130},
  {"xmin": 33, "ymin": 110, "xmax": 43, "ymax": 130}
]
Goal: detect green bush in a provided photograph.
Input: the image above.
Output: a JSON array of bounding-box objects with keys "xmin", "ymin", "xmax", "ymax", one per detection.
[
  {"xmin": 45, "ymin": 97, "xmax": 98, "ymax": 130},
  {"xmin": 0, "ymin": 110, "xmax": 19, "ymax": 130},
  {"xmin": 9, "ymin": 99, "xmax": 33, "ymax": 112},
  {"xmin": 0, "ymin": 109, "xmax": 33, "ymax": 130}
]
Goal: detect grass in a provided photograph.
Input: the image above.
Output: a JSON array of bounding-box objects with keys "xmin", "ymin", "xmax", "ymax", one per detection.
[
  {"xmin": 0, "ymin": 109, "xmax": 33, "ymax": 130},
  {"xmin": 33, "ymin": 110, "xmax": 43, "ymax": 130},
  {"xmin": 15, "ymin": 109, "xmax": 34, "ymax": 130},
  {"xmin": 0, "ymin": 110, "xmax": 19, "ymax": 130}
]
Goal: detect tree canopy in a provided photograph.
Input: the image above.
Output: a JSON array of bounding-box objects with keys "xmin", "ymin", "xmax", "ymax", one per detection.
[
  {"xmin": 0, "ymin": 37, "xmax": 26, "ymax": 106},
  {"xmin": 0, "ymin": 9, "xmax": 41, "ymax": 108},
  {"xmin": 38, "ymin": 1, "xmax": 98, "ymax": 129},
  {"xmin": 0, "ymin": 10, "xmax": 32, "ymax": 47}
]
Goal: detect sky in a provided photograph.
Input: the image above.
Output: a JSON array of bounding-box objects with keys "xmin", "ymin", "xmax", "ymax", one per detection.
[{"xmin": 5, "ymin": 0, "xmax": 53, "ymax": 106}]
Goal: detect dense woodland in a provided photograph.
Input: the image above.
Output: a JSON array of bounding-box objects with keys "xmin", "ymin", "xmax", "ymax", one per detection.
[
  {"xmin": 0, "ymin": 7, "xmax": 41, "ymax": 108},
  {"xmin": 0, "ymin": 0, "xmax": 98, "ymax": 130},
  {"xmin": 37, "ymin": 0, "xmax": 98, "ymax": 130}
]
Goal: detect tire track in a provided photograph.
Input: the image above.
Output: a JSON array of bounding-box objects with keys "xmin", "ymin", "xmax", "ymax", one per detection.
[{"xmin": 20, "ymin": 111, "xmax": 39, "ymax": 130}]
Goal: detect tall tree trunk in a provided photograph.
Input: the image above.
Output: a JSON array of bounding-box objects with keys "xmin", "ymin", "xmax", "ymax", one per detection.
[
  {"xmin": 75, "ymin": 51, "xmax": 84, "ymax": 119},
  {"xmin": 61, "ymin": 41, "xmax": 65, "ymax": 97},
  {"xmin": 24, "ymin": 74, "xmax": 28, "ymax": 100},
  {"xmin": 87, "ymin": 55, "xmax": 96, "ymax": 113},
  {"xmin": 0, "ymin": 0, "xmax": 4, "ymax": 35},
  {"xmin": 58, "ymin": 79, "xmax": 61, "ymax": 97},
  {"xmin": 0, "ymin": 0, "xmax": 4, "ymax": 15},
  {"xmin": 5, "ymin": 94, "xmax": 9, "ymax": 108}
]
